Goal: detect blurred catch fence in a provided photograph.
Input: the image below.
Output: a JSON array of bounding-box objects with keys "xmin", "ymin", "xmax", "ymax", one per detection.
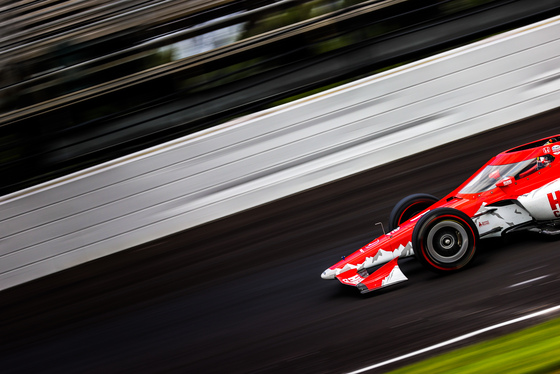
[
  {"xmin": 1, "ymin": 0, "xmax": 559, "ymax": 195},
  {"xmin": 1, "ymin": 15, "xmax": 560, "ymax": 290}
]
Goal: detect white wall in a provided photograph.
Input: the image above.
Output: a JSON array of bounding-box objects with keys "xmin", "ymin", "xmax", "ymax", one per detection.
[{"xmin": 2, "ymin": 16, "xmax": 560, "ymax": 290}]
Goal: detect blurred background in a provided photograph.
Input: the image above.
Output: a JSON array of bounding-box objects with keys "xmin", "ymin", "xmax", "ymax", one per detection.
[
  {"xmin": 2, "ymin": 0, "xmax": 560, "ymax": 196},
  {"xmin": 4, "ymin": 2, "xmax": 560, "ymax": 374}
]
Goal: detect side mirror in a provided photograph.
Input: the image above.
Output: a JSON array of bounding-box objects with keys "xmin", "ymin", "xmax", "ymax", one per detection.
[
  {"xmin": 496, "ymin": 176, "xmax": 514, "ymax": 188},
  {"xmin": 375, "ymin": 222, "xmax": 386, "ymax": 235}
]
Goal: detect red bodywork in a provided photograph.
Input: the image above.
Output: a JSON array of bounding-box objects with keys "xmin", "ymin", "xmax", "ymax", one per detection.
[{"xmin": 321, "ymin": 135, "xmax": 560, "ymax": 293}]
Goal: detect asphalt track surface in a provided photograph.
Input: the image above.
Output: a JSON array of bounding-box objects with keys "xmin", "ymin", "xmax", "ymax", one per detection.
[{"xmin": 3, "ymin": 108, "xmax": 560, "ymax": 374}]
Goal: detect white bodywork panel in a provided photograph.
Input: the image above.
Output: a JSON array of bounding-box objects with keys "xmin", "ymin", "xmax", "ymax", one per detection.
[
  {"xmin": 472, "ymin": 203, "xmax": 533, "ymax": 238},
  {"xmin": 518, "ymin": 179, "xmax": 560, "ymax": 221}
]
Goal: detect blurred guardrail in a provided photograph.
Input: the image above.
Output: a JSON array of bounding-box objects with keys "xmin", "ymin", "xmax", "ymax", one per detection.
[
  {"xmin": 2, "ymin": 15, "xmax": 560, "ymax": 290},
  {"xmin": 2, "ymin": 0, "xmax": 559, "ymax": 196}
]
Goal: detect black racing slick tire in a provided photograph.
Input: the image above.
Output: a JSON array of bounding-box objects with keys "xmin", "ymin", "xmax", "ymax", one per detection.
[
  {"xmin": 412, "ymin": 208, "xmax": 478, "ymax": 273},
  {"xmin": 388, "ymin": 193, "xmax": 438, "ymax": 231}
]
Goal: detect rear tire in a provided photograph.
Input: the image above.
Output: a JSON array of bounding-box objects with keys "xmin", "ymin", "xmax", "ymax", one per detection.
[
  {"xmin": 412, "ymin": 208, "xmax": 478, "ymax": 273},
  {"xmin": 388, "ymin": 193, "xmax": 438, "ymax": 231}
]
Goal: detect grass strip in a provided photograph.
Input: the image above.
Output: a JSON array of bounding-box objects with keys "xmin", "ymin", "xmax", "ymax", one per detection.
[{"xmin": 388, "ymin": 316, "xmax": 560, "ymax": 374}]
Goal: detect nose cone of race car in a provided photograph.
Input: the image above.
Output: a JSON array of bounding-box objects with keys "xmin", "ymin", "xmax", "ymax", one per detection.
[{"xmin": 321, "ymin": 268, "xmax": 336, "ymax": 279}]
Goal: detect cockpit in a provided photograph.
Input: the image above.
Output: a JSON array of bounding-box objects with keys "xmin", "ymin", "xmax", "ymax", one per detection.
[{"xmin": 459, "ymin": 155, "xmax": 555, "ymax": 194}]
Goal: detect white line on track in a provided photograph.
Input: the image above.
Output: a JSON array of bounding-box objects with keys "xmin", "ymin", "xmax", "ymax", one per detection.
[
  {"xmin": 345, "ymin": 305, "xmax": 560, "ymax": 374},
  {"xmin": 508, "ymin": 275, "xmax": 549, "ymax": 288}
]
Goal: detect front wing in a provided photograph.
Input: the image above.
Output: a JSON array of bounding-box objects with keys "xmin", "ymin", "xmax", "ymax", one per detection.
[{"xmin": 335, "ymin": 257, "xmax": 408, "ymax": 293}]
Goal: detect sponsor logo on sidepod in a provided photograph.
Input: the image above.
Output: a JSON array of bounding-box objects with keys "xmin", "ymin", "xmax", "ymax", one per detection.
[{"xmin": 547, "ymin": 190, "xmax": 560, "ymax": 217}]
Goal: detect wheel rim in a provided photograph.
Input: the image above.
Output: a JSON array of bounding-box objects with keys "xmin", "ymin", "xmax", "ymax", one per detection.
[{"xmin": 426, "ymin": 220, "xmax": 469, "ymax": 263}]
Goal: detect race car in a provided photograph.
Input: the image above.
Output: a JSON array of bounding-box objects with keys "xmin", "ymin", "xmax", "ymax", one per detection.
[{"xmin": 321, "ymin": 135, "xmax": 560, "ymax": 293}]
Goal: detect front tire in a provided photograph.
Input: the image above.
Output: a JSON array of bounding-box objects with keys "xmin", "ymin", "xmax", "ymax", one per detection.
[
  {"xmin": 412, "ymin": 208, "xmax": 478, "ymax": 273},
  {"xmin": 388, "ymin": 193, "xmax": 438, "ymax": 231}
]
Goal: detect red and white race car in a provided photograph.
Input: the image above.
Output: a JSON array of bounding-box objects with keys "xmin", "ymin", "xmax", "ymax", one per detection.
[{"xmin": 321, "ymin": 135, "xmax": 560, "ymax": 293}]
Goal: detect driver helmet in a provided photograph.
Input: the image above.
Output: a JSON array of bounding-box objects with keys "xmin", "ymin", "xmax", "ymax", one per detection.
[{"xmin": 537, "ymin": 155, "xmax": 553, "ymax": 169}]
